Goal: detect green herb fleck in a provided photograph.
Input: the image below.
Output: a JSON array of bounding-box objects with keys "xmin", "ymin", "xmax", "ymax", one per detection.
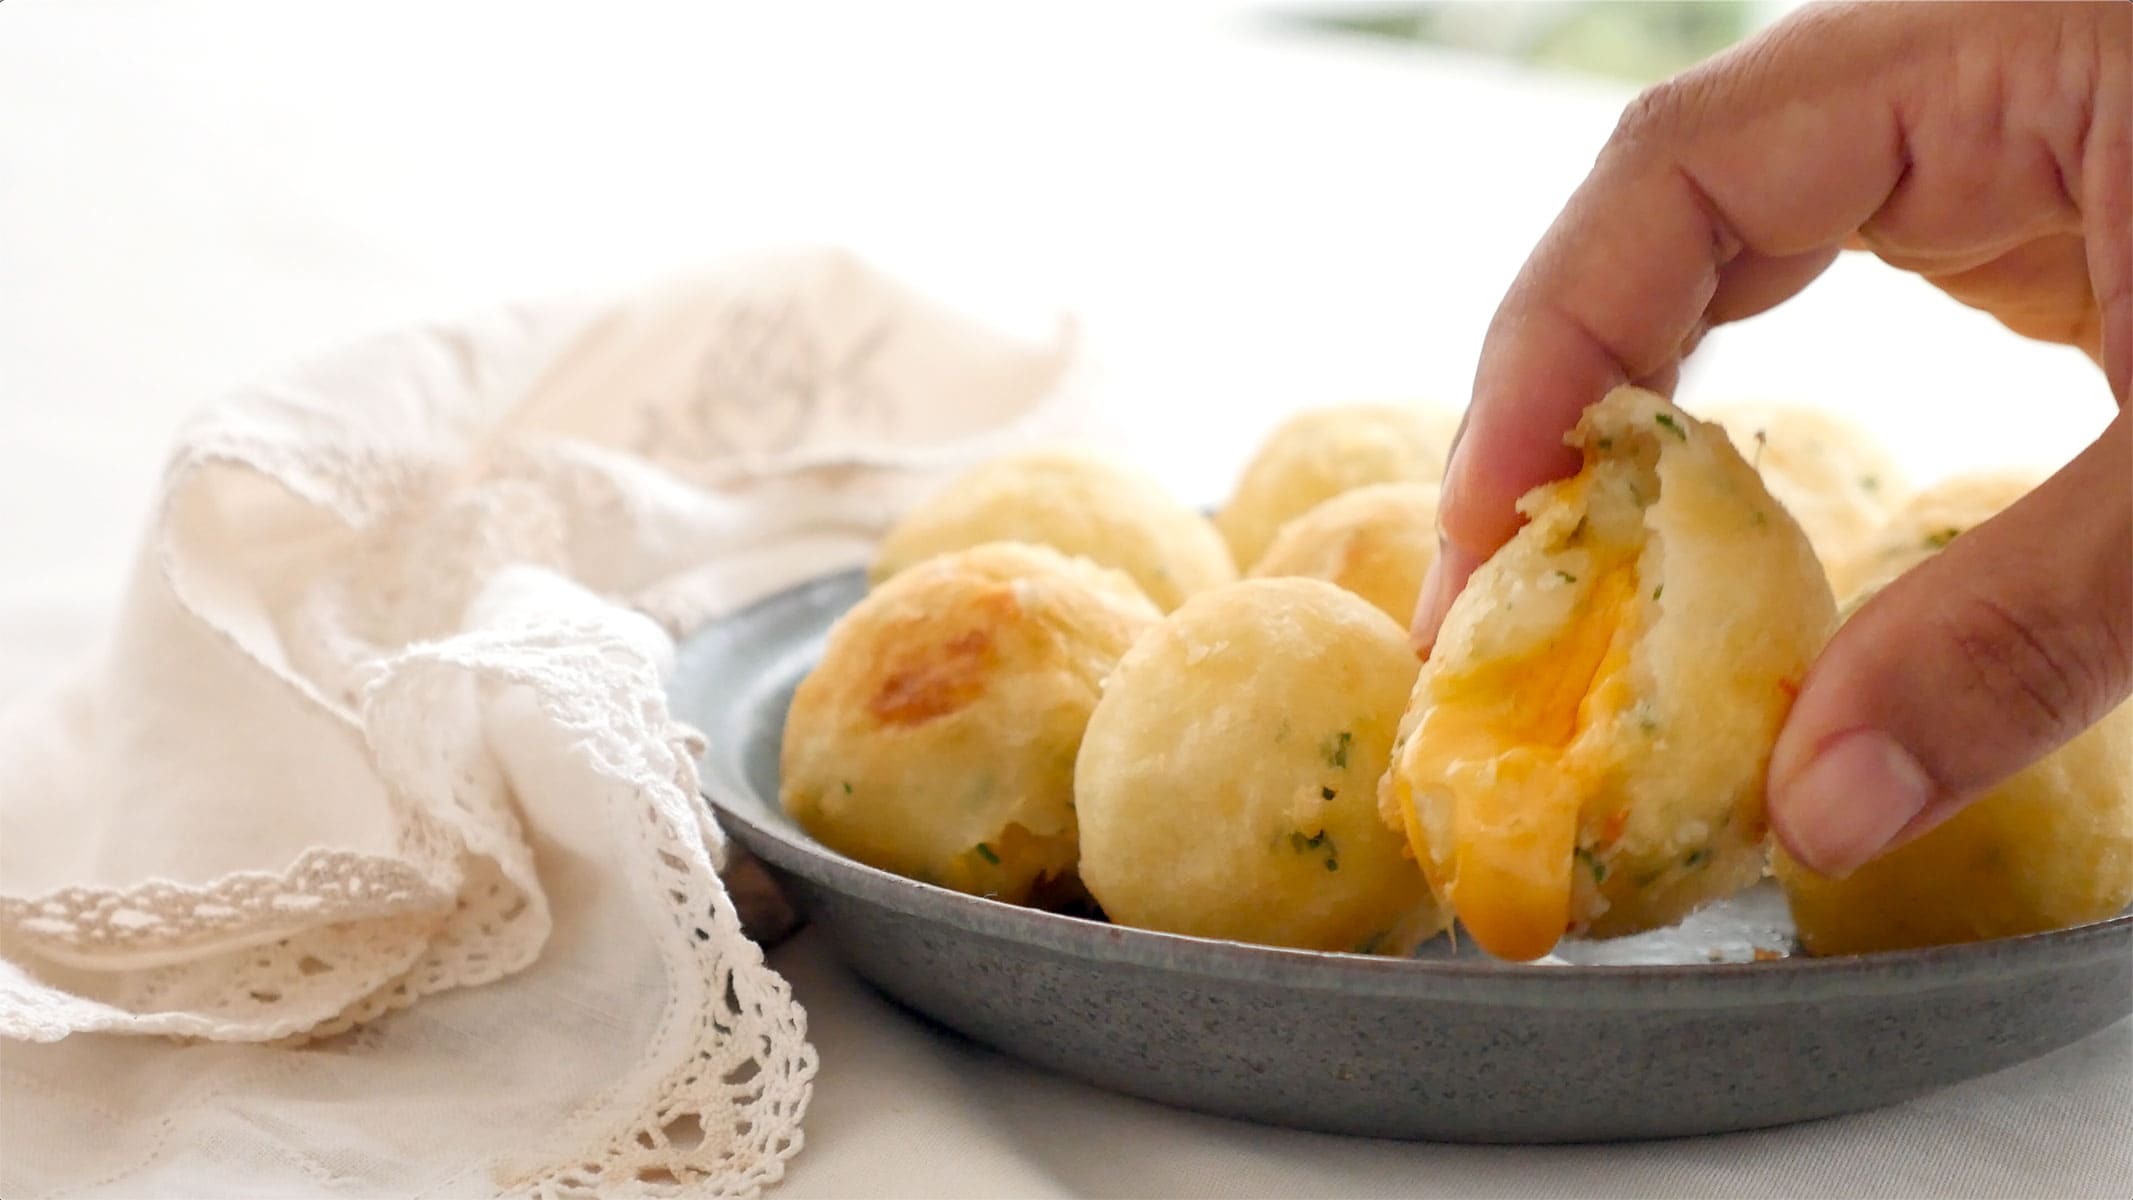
[
  {"xmin": 1683, "ymin": 848, "xmax": 1710, "ymax": 869},
  {"xmin": 1654, "ymin": 412, "xmax": 1688, "ymax": 439},
  {"xmin": 1652, "ymin": 584, "xmax": 1664, "ymax": 601},
  {"xmin": 1751, "ymin": 509, "xmax": 1770, "ymax": 527},
  {"xmin": 1925, "ymin": 527, "xmax": 1960, "ymax": 549},
  {"xmin": 1289, "ymin": 830, "xmax": 1329, "ymax": 853},
  {"xmin": 1638, "ymin": 712, "xmax": 1659, "ymax": 735},
  {"xmin": 1323, "ymin": 731, "xmax": 1352, "ymax": 769},
  {"xmin": 974, "ymin": 842, "xmax": 1001, "ymax": 865},
  {"xmin": 1859, "ymin": 474, "xmax": 1880, "ymax": 493},
  {"xmin": 1574, "ymin": 846, "xmax": 1608, "ymax": 884},
  {"xmin": 1595, "ymin": 437, "xmax": 1614, "ymax": 450},
  {"xmin": 841, "ymin": 781, "xmax": 853, "ymax": 795},
  {"xmin": 1324, "ymin": 856, "xmax": 1340, "ymax": 872},
  {"xmin": 1555, "ymin": 570, "xmax": 1578, "ymax": 584},
  {"xmin": 1320, "ymin": 786, "xmax": 1337, "ymax": 802}
]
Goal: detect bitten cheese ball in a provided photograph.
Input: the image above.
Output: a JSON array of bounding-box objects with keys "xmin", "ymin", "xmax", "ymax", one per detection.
[
  {"xmin": 1828, "ymin": 471, "xmax": 2041, "ymax": 603},
  {"xmin": 782, "ymin": 542, "xmax": 1161, "ymax": 903},
  {"xmin": 1778, "ymin": 478, "xmax": 2133, "ymax": 954},
  {"xmin": 1075, "ymin": 578, "xmax": 1445, "ymax": 954},
  {"xmin": 1382, "ymin": 387, "xmax": 1837, "ymax": 961},
  {"xmin": 1216, "ymin": 404, "xmax": 1458, "ymax": 570},
  {"xmin": 1247, "ymin": 482, "xmax": 1440, "ymax": 626},
  {"xmin": 1709, "ymin": 403, "xmax": 1910, "ymax": 576},
  {"xmin": 871, "ymin": 450, "xmax": 1234, "ymax": 612}
]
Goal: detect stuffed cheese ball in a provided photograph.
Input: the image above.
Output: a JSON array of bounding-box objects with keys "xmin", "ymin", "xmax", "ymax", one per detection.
[
  {"xmin": 782, "ymin": 542, "xmax": 1161, "ymax": 904},
  {"xmin": 1215, "ymin": 404, "xmax": 1459, "ymax": 570},
  {"xmin": 1708, "ymin": 403, "xmax": 1910, "ymax": 577},
  {"xmin": 1246, "ymin": 482, "xmax": 1440, "ymax": 626},
  {"xmin": 1777, "ymin": 479, "xmax": 2133, "ymax": 955},
  {"xmin": 1827, "ymin": 470, "xmax": 2040, "ymax": 603},
  {"xmin": 1380, "ymin": 387, "xmax": 1838, "ymax": 961},
  {"xmin": 871, "ymin": 450, "xmax": 1235, "ymax": 612},
  {"xmin": 1075, "ymin": 578, "xmax": 1445, "ymax": 953}
]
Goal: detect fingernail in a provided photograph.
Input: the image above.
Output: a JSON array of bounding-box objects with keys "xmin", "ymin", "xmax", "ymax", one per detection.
[
  {"xmin": 1410, "ymin": 543, "xmax": 1478, "ymax": 657},
  {"xmin": 1772, "ymin": 729, "xmax": 1936, "ymax": 878}
]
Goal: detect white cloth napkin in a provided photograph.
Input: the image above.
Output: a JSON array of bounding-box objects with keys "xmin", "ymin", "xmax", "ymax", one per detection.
[{"xmin": 0, "ymin": 249, "xmax": 1082, "ymax": 1197}]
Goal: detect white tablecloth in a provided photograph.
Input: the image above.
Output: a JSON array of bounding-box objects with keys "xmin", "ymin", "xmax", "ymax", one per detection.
[{"xmin": 3, "ymin": 2, "xmax": 2125, "ymax": 1195}]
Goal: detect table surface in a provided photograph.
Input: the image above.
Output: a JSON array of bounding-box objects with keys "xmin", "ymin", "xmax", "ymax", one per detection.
[{"xmin": 3, "ymin": 2, "xmax": 2126, "ymax": 1196}]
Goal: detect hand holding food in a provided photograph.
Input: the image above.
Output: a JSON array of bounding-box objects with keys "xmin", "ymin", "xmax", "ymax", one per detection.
[
  {"xmin": 1779, "ymin": 479, "xmax": 2133, "ymax": 954},
  {"xmin": 1414, "ymin": 0, "xmax": 2131, "ymax": 883}
]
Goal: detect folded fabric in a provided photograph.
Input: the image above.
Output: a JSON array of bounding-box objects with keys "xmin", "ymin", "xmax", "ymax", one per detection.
[{"xmin": 0, "ymin": 249, "xmax": 1084, "ymax": 1197}]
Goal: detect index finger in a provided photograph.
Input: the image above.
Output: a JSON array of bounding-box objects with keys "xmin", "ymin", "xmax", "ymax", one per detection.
[{"xmin": 1417, "ymin": 2, "xmax": 1934, "ymax": 646}]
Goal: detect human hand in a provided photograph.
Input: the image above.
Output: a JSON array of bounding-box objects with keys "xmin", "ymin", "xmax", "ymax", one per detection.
[{"xmin": 1412, "ymin": 0, "xmax": 2130, "ymax": 878}]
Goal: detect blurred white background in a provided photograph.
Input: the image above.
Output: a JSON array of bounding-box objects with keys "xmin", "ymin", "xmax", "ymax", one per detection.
[{"xmin": 0, "ymin": 0, "xmax": 2111, "ymax": 690}]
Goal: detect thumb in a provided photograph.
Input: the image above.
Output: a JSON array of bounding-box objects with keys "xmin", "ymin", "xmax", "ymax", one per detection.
[{"xmin": 1768, "ymin": 411, "xmax": 2133, "ymax": 878}]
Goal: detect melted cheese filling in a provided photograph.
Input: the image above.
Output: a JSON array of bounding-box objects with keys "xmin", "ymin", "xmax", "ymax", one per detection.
[{"xmin": 1399, "ymin": 565, "xmax": 1640, "ymax": 960}]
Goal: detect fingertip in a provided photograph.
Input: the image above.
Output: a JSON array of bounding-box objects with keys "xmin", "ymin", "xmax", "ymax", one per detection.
[{"xmin": 1767, "ymin": 727, "xmax": 1936, "ymax": 879}]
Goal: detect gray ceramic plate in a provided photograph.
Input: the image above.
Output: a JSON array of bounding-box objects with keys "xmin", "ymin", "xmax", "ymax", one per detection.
[{"xmin": 671, "ymin": 568, "xmax": 2133, "ymax": 1142}]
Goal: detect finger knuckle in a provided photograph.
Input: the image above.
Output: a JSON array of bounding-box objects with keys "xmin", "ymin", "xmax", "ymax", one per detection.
[{"xmin": 1940, "ymin": 588, "xmax": 2115, "ymax": 743}]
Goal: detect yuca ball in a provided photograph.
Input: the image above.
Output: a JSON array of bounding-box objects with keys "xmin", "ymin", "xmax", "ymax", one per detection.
[
  {"xmin": 1779, "ymin": 490, "xmax": 2132, "ymax": 954},
  {"xmin": 1776, "ymin": 699, "xmax": 2133, "ymax": 955},
  {"xmin": 782, "ymin": 542, "xmax": 1161, "ymax": 904},
  {"xmin": 1383, "ymin": 387, "xmax": 1838, "ymax": 961},
  {"xmin": 871, "ymin": 449, "xmax": 1234, "ymax": 612},
  {"xmin": 1708, "ymin": 402, "xmax": 1909, "ymax": 576},
  {"xmin": 1216, "ymin": 404, "xmax": 1458, "ymax": 570},
  {"xmin": 1075, "ymin": 577, "xmax": 1445, "ymax": 954},
  {"xmin": 1828, "ymin": 470, "xmax": 2040, "ymax": 603},
  {"xmin": 1247, "ymin": 482, "xmax": 1439, "ymax": 626}
]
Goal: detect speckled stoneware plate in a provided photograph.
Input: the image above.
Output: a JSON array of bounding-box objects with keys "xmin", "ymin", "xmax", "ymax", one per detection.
[{"xmin": 670, "ymin": 568, "xmax": 2133, "ymax": 1142}]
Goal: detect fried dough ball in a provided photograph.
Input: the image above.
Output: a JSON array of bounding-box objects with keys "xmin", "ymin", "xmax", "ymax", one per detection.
[
  {"xmin": 1708, "ymin": 403, "xmax": 1910, "ymax": 576},
  {"xmin": 1381, "ymin": 387, "xmax": 1837, "ymax": 961},
  {"xmin": 1827, "ymin": 470, "xmax": 2041, "ymax": 603},
  {"xmin": 871, "ymin": 450, "xmax": 1235, "ymax": 612},
  {"xmin": 1075, "ymin": 578, "xmax": 1445, "ymax": 953},
  {"xmin": 1215, "ymin": 404, "xmax": 1459, "ymax": 570},
  {"xmin": 782, "ymin": 542, "xmax": 1161, "ymax": 903},
  {"xmin": 1776, "ymin": 702, "xmax": 2133, "ymax": 955},
  {"xmin": 1777, "ymin": 478, "xmax": 2133, "ymax": 954},
  {"xmin": 1247, "ymin": 482, "xmax": 1440, "ymax": 626}
]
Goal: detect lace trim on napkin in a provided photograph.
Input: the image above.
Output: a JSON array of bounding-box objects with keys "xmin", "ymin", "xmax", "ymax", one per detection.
[{"xmin": 0, "ymin": 249, "xmax": 1078, "ymax": 1198}]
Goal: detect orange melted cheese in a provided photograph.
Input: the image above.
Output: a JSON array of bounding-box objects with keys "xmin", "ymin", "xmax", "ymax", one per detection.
[{"xmin": 1398, "ymin": 566, "xmax": 1639, "ymax": 960}]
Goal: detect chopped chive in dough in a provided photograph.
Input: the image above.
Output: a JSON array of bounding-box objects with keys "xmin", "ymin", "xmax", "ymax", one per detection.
[
  {"xmin": 841, "ymin": 781, "xmax": 853, "ymax": 795},
  {"xmin": 974, "ymin": 842, "xmax": 1001, "ymax": 864},
  {"xmin": 1654, "ymin": 412, "xmax": 1688, "ymax": 439},
  {"xmin": 1555, "ymin": 570, "xmax": 1578, "ymax": 584},
  {"xmin": 1574, "ymin": 846, "xmax": 1608, "ymax": 884},
  {"xmin": 1683, "ymin": 848, "xmax": 1709, "ymax": 869},
  {"xmin": 1859, "ymin": 474, "xmax": 1880, "ymax": 492},
  {"xmin": 1595, "ymin": 436, "xmax": 1614, "ymax": 450},
  {"xmin": 1324, "ymin": 856, "xmax": 1339, "ymax": 872},
  {"xmin": 1652, "ymin": 584, "xmax": 1664, "ymax": 601},
  {"xmin": 1320, "ymin": 785, "xmax": 1337, "ymax": 801},
  {"xmin": 1323, "ymin": 730, "xmax": 1353, "ymax": 769},
  {"xmin": 1925, "ymin": 527, "xmax": 1960, "ymax": 549}
]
